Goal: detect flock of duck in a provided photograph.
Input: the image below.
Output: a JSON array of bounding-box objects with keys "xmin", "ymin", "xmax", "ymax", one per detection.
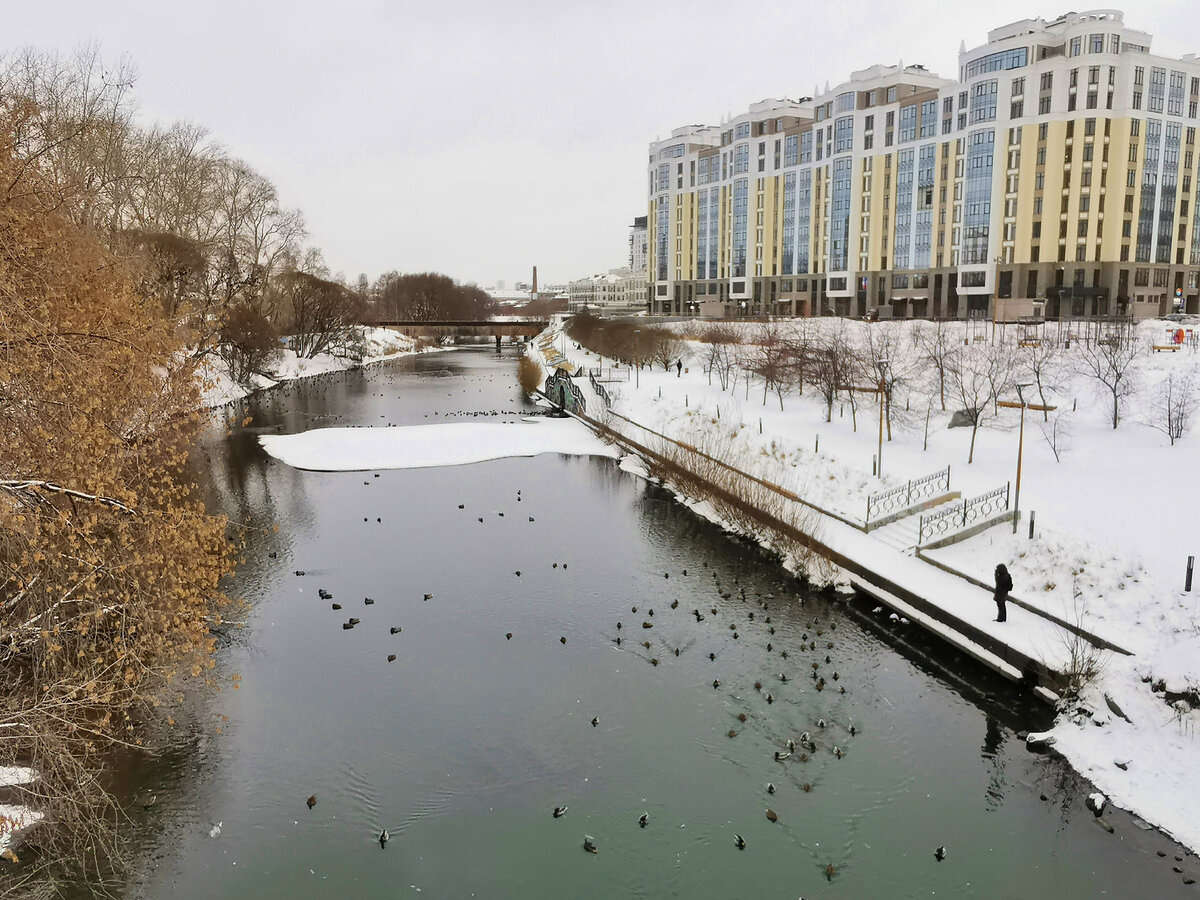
[{"xmin": 560, "ymin": 557, "xmax": 888, "ymax": 870}]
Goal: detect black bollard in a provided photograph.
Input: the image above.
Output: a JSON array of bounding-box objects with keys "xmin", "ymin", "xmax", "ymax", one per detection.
[
  {"xmin": 1187, "ymin": 555, "xmax": 1195, "ymax": 593},
  {"xmin": 1028, "ymin": 510, "xmax": 1036, "ymax": 539}
]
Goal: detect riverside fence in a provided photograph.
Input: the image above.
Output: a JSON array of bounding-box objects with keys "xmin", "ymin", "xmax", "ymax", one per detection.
[
  {"xmin": 865, "ymin": 466, "xmax": 951, "ymax": 528},
  {"xmin": 918, "ymin": 483, "xmax": 1010, "ymax": 546}
]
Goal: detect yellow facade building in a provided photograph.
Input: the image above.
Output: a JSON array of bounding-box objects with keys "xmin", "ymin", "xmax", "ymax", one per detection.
[{"xmin": 647, "ymin": 10, "xmax": 1200, "ymax": 319}]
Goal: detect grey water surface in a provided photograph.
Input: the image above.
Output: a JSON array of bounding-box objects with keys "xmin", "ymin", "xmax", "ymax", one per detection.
[{"xmin": 117, "ymin": 348, "xmax": 1193, "ymax": 899}]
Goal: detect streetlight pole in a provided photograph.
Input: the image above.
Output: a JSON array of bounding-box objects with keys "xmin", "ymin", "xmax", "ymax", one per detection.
[
  {"xmin": 876, "ymin": 357, "xmax": 890, "ymax": 480},
  {"xmin": 999, "ymin": 383, "xmax": 1056, "ymax": 534}
]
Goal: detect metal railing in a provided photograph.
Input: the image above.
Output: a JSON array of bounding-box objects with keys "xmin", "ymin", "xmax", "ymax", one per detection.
[
  {"xmin": 918, "ymin": 482, "xmax": 1010, "ymax": 546},
  {"xmin": 865, "ymin": 466, "xmax": 951, "ymax": 525},
  {"xmin": 588, "ymin": 371, "xmax": 611, "ymax": 408}
]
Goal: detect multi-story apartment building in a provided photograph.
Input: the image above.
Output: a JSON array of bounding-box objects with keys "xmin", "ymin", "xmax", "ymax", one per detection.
[
  {"xmin": 629, "ymin": 216, "xmax": 649, "ymax": 279},
  {"xmin": 647, "ymin": 10, "xmax": 1200, "ymax": 319}
]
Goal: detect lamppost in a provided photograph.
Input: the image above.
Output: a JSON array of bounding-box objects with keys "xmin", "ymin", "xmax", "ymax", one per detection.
[
  {"xmin": 998, "ymin": 382, "xmax": 1056, "ymax": 534},
  {"xmin": 876, "ymin": 357, "xmax": 891, "ymax": 480}
]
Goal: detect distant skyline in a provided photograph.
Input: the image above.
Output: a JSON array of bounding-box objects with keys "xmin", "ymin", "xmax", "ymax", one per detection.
[{"xmin": 8, "ymin": 1, "xmax": 1199, "ymax": 287}]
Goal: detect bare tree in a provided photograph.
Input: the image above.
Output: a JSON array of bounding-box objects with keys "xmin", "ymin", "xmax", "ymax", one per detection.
[
  {"xmin": 914, "ymin": 319, "xmax": 959, "ymax": 411},
  {"xmin": 273, "ymin": 269, "xmax": 362, "ymax": 359},
  {"xmin": 747, "ymin": 321, "xmax": 796, "ymax": 409},
  {"xmin": 701, "ymin": 323, "xmax": 740, "ymax": 390},
  {"xmin": 808, "ymin": 324, "xmax": 858, "ymax": 424},
  {"xmin": 1019, "ymin": 339, "xmax": 1066, "ymax": 421},
  {"xmin": 1074, "ymin": 338, "xmax": 1142, "ymax": 428},
  {"xmin": 949, "ymin": 342, "xmax": 1011, "ymax": 463},
  {"xmin": 1144, "ymin": 371, "xmax": 1198, "ymax": 445},
  {"xmin": 1039, "ymin": 410, "xmax": 1073, "ymax": 462},
  {"xmin": 648, "ymin": 328, "xmax": 685, "ymax": 372}
]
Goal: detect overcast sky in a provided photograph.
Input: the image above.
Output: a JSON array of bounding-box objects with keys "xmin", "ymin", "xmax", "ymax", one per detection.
[{"xmin": 9, "ymin": 1, "xmax": 1199, "ymax": 287}]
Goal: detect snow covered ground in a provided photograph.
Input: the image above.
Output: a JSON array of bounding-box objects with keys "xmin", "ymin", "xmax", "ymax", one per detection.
[
  {"xmin": 542, "ymin": 314, "xmax": 1200, "ymax": 852},
  {"xmin": 0, "ymin": 766, "xmax": 41, "ymax": 857},
  {"xmin": 200, "ymin": 327, "xmax": 434, "ymax": 407},
  {"xmin": 259, "ymin": 419, "xmax": 618, "ymax": 471}
]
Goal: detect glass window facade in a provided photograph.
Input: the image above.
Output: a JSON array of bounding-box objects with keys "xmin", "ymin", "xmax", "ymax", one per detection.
[
  {"xmin": 915, "ymin": 144, "xmax": 937, "ymax": 268},
  {"xmin": 781, "ymin": 172, "xmax": 796, "ymax": 275},
  {"xmin": 1149, "ymin": 67, "xmax": 1166, "ymax": 113},
  {"xmin": 962, "ymin": 129, "xmax": 995, "ymax": 265},
  {"xmin": 963, "ymin": 47, "xmax": 1028, "ymax": 80},
  {"xmin": 920, "ymin": 99, "xmax": 938, "ymax": 138},
  {"xmin": 799, "ymin": 131, "xmax": 813, "ymax": 164},
  {"xmin": 796, "ymin": 169, "xmax": 812, "ymax": 274},
  {"xmin": 1136, "ymin": 119, "xmax": 1161, "ymax": 262},
  {"xmin": 970, "ymin": 80, "xmax": 999, "ymax": 123},
  {"xmin": 734, "ymin": 143, "xmax": 749, "ymax": 174},
  {"xmin": 834, "ymin": 116, "xmax": 854, "ymax": 153},
  {"xmin": 899, "ymin": 104, "xmax": 917, "ymax": 142},
  {"xmin": 784, "ymin": 134, "xmax": 798, "ymax": 167},
  {"xmin": 893, "ymin": 149, "xmax": 915, "ymax": 269},
  {"xmin": 830, "ymin": 157, "xmax": 853, "ymax": 271},
  {"xmin": 1157, "ymin": 122, "xmax": 1180, "ymax": 263},
  {"xmin": 732, "ymin": 178, "xmax": 748, "ymax": 277},
  {"xmin": 655, "ymin": 200, "xmax": 669, "ymax": 280}
]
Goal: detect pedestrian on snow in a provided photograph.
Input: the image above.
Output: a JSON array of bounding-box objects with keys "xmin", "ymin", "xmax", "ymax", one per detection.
[
  {"xmin": 993, "ymin": 563, "xmax": 1013, "ymax": 622},
  {"xmin": 676, "ymin": 359, "xmax": 683, "ymax": 377}
]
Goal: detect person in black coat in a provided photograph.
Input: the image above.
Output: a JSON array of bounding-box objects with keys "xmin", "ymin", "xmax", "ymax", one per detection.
[{"xmin": 993, "ymin": 563, "xmax": 1013, "ymax": 622}]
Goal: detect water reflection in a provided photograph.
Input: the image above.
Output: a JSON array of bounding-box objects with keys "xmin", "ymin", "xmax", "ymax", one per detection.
[{"xmin": 90, "ymin": 349, "xmax": 1198, "ymax": 900}]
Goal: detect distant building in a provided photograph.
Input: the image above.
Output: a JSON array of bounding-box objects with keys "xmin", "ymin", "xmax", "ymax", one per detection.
[
  {"xmin": 629, "ymin": 216, "xmax": 648, "ymax": 281},
  {"xmin": 647, "ymin": 9, "xmax": 1200, "ymax": 319},
  {"xmin": 567, "ymin": 267, "xmax": 647, "ymax": 315}
]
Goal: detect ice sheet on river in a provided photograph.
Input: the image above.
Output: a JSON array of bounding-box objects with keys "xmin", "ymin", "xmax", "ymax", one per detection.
[{"xmin": 258, "ymin": 419, "xmax": 620, "ymax": 471}]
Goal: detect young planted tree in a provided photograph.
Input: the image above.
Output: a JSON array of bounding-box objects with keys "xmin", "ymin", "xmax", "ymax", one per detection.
[
  {"xmin": 914, "ymin": 319, "xmax": 959, "ymax": 411},
  {"xmin": 1145, "ymin": 371, "xmax": 1198, "ymax": 445},
  {"xmin": 1074, "ymin": 337, "xmax": 1142, "ymax": 428},
  {"xmin": 702, "ymin": 323, "xmax": 740, "ymax": 390},
  {"xmin": 1018, "ymin": 339, "xmax": 1066, "ymax": 421},
  {"xmin": 948, "ymin": 342, "xmax": 1011, "ymax": 463},
  {"xmin": 748, "ymin": 321, "xmax": 796, "ymax": 409}
]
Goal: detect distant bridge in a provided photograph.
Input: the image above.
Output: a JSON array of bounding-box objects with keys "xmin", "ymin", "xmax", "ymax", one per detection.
[{"xmin": 375, "ymin": 319, "xmax": 549, "ymax": 345}]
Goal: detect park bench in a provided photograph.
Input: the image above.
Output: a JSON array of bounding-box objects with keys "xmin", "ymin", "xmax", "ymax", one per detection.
[{"xmin": 1152, "ymin": 344, "xmax": 1181, "ymax": 352}]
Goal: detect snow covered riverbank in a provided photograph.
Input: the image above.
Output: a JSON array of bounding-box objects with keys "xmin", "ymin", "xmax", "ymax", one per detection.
[
  {"xmin": 538, "ymin": 314, "xmax": 1200, "ymax": 852},
  {"xmin": 200, "ymin": 327, "xmax": 436, "ymax": 407}
]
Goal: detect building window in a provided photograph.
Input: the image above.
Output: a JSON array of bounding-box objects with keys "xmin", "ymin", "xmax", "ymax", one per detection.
[{"xmin": 1070, "ymin": 36, "xmax": 1082, "ymax": 57}]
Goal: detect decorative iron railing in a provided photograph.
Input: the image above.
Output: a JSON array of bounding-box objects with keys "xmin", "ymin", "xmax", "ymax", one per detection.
[
  {"xmin": 918, "ymin": 482, "xmax": 1010, "ymax": 546},
  {"xmin": 865, "ymin": 466, "xmax": 951, "ymax": 525}
]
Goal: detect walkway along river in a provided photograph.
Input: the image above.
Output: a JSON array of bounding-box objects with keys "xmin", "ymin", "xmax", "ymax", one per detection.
[{"xmin": 101, "ymin": 348, "xmax": 1197, "ymax": 898}]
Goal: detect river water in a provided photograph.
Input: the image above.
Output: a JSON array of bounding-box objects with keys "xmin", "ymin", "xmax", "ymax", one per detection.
[{"xmin": 112, "ymin": 348, "xmax": 1192, "ymax": 898}]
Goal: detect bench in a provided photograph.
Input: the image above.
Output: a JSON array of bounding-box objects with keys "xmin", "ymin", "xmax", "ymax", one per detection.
[
  {"xmin": 1017, "ymin": 340, "xmax": 1042, "ymax": 348},
  {"xmin": 1152, "ymin": 344, "xmax": 1182, "ymax": 352}
]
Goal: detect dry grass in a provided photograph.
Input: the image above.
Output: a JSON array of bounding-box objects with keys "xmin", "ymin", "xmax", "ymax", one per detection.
[{"xmin": 517, "ymin": 353, "xmax": 542, "ymax": 395}]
